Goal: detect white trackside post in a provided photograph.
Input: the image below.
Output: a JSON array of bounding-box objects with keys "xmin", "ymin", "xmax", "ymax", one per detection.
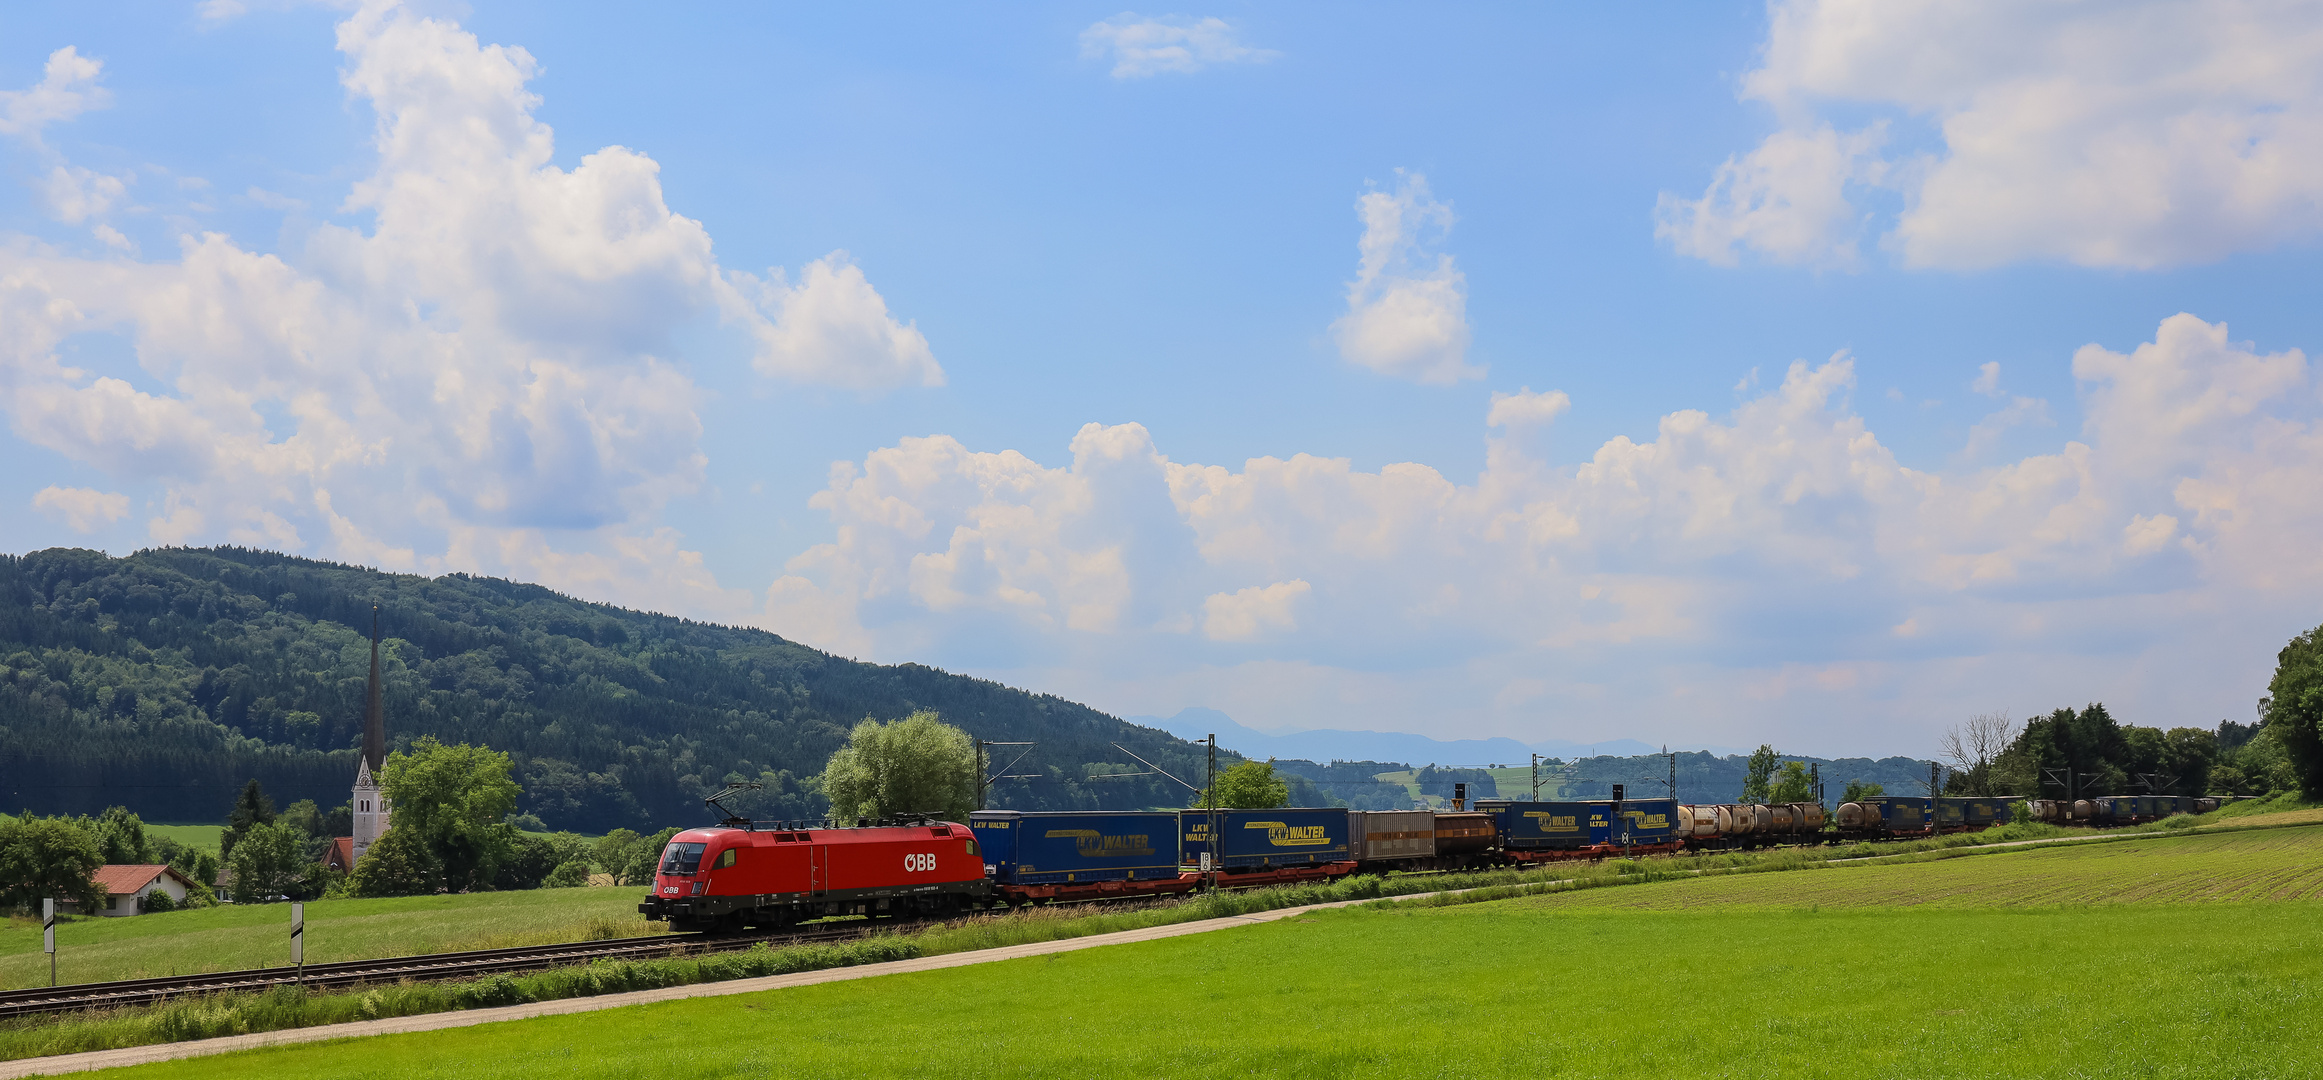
[
  {"xmin": 43, "ymin": 898, "xmax": 56, "ymax": 987},
  {"xmin": 291, "ymin": 902, "xmax": 305, "ymax": 978}
]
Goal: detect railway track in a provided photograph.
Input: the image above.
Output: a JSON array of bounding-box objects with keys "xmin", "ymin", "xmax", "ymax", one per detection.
[{"xmin": 0, "ymin": 924, "xmax": 880, "ymax": 1020}]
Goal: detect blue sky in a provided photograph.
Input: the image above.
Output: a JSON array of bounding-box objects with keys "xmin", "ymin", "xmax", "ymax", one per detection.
[{"xmin": 5, "ymin": 1, "xmax": 2321, "ymax": 757}]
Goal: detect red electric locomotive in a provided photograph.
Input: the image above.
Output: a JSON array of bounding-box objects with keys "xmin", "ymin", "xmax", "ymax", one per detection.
[{"xmin": 637, "ymin": 815, "xmax": 991, "ymax": 932}]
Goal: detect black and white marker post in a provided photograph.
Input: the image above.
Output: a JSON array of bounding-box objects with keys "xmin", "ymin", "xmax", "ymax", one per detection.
[
  {"xmin": 43, "ymin": 898, "xmax": 55, "ymax": 987},
  {"xmin": 291, "ymin": 902, "xmax": 305, "ymax": 981}
]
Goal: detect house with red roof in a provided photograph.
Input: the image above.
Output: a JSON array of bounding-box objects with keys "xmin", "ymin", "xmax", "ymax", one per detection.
[{"xmin": 90, "ymin": 865, "xmax": 201, "ymax": 916}]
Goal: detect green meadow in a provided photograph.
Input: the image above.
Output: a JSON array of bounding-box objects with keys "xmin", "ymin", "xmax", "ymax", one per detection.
[
  {"xmin": 58, "ymin": 824, "xmax": 2323, "ymax": 1080},
  {"xmin": 132, "ymin": 826, "xmax": 223, "ymax": 856},
  {"xmin": 0, "ymin": 887, "xmax": 663, "ymax": 990}
]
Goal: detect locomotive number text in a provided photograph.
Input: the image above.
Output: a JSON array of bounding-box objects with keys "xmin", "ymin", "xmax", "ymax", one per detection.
[{"xmin": 903, "ymin": 852, "xmax": 939, "ymax": 872}]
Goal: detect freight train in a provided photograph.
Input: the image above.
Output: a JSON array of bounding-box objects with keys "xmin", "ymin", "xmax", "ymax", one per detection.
[{"xmin": 641, "ymin": 791, "xmax": 2180, "ymax": 930}]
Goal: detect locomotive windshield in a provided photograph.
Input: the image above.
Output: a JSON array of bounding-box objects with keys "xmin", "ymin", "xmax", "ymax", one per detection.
[{"xmin": 658, "ymin": 842, "xmax": 706, "ymax": 876}]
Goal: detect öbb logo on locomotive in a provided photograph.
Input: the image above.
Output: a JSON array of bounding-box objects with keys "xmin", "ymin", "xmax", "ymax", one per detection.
[{"xmin": 903, "ymin": 852, "xmax": 940, "ymax": 872}]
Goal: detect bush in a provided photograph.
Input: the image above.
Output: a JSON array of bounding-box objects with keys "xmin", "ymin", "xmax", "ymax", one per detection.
[
  {"xmin": 141, "ymin": 890, "xmax": 177, "ymax": 914},
  {"xmin": 543, "ymin": 860, "xmax": 593, "ymax": 889}
]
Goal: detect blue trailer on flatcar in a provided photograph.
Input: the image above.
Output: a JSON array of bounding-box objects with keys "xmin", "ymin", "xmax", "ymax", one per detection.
[
  {"xmin": 1479, "ymin": 799, "xmax": 1678, "ymax": 852},
  {"xmin": 1179, "ymin": 808, "xmax": 1351, "ymax": 870},
  {"xmin": 1859, "ymin": 796, "xmax": 1933, "ymax": 834},
  {"xmin": 1936, "ymin": 797, "xmax": 2012, "ymax": 832},
  {"xmin": 971, "ymin": 810, "xmax": 1182, "ymax": 885},
  {"xmin": 970, "ymin": 810, "xmax": 1195, "ymax": 904},
  {"xmin": 1597, "ymin": 799, "xmax": 1679, "ymax": 846}
]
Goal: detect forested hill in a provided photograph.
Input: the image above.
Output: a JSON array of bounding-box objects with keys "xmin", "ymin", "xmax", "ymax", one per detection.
[{"xmin": 0, "ymin": 547, "xmax": 1231, "ymax": 833}]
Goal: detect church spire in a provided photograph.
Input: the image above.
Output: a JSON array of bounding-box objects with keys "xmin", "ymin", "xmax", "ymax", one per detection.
[{"xmin": 363, "ymin": 605, "xmax": 386, "ymax": 773}]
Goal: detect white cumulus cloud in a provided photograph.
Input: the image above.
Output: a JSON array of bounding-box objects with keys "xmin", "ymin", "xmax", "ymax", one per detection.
[
  {"xmin": 1663, "ymin": 0, "xmax": 2323, "ymax": 270},
  {"xmin": 1202, "ymin": 580, "xmax": 1310, "ymax": 641},
  {"xmin": 721, "ymin": 253, "xmax": 943, "ymax": 389},
  {"xmin": 1487, "ymin": 387, "xmax": 1572, "ymax": 428},
  {"xmin": 0, "ymin": 1, "xmax": 934, "ymax": 600},
  {"xmin": 1079, "ymin": 14, "xmax": 1278, "ymax": 78},
  {"xmin": 1331, "ymin": 172, "xmax": 1479, "ymax": 385},
  {"xmin": 769, "ymin": 314, "xmax": 2323, "ymax": 746},
  {"xmin": 0, "ymin": 47, "xmax": 108, "ymax": 139},
  {"xmin": 31, "ymin": 486, "xmax": 130, "ymax": 533}
]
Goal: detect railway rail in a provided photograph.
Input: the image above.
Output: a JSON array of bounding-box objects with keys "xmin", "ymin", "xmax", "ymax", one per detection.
[{"xmin": 0, "ymin": 924, "xmax": 879, "ymax": 1020}]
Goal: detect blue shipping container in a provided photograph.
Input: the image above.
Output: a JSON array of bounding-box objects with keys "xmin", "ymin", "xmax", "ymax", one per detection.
[
  {"xmin": 1478, "ymin": 800, "xmax": 1677, "ymax": 848},
  {"xmin": 1594, "ymin": 799, "xmax": 1678, "ymax": 846},
  {"xmin": 1869, "ymin": 797, "xmax": 1932, "ymax": 831},
  {"xmin": 970, "ymin": 811, "xmax": 1182, "ymax": 885},
  {"xmin": 1476, "ymin": 801, "xmax": 1593, "ymax": 849},
  {"xmin": 1179, "ymin": 808, "xmax": 1351, "ymax": 869}
]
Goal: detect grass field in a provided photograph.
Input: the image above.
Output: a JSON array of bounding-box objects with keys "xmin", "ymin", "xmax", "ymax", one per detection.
[
  {"xmin": 0, "ymin": 887, "xmax": 660, "ymax": 990},
  {"xmin": 136, "ymin": 825, "xmax": 223, "ymax": 855},
  {"xmin": 67, "ymin": 827, "xmax": 2323, "ymax": 1079}
]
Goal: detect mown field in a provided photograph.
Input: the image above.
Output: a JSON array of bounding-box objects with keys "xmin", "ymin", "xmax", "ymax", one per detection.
[
  {"xmin": 0, "ymin": 887, "xmax": 661, "ymax": 989},
  {"xmin": 59, "ymin": 824, "xmax": 2323, "ymax": 1080}
]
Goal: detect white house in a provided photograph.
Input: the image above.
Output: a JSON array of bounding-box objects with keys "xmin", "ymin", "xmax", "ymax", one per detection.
[{"xmin": 91, "ymin": 864, "xmax": 200, "ymax": 916}]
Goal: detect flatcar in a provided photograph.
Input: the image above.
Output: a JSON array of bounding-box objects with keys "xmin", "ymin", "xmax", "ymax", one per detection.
[{"xmin": 637, "ymin": 819, "xmax": 989, "ymax": 932}]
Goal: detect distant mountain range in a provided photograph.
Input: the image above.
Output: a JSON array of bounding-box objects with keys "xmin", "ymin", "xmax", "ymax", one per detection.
[{"xmin": 1130, "ymin": 707, "xmax": 1735, "ymax": 767}]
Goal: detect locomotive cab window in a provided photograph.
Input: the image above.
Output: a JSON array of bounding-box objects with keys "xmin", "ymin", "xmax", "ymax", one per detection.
[
  {"xmin": 713, "ymin": 848, "xmax": 738, "ymax": 869},
  {"xmin": 965, "ymin": 839, "xmax": 978, "ymax": 856},
  {"xmin": 658, "ymin": 842, "xmax": 706, "ymax": 876}
]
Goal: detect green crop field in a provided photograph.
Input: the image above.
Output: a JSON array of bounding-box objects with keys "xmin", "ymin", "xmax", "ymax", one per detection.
[
  {"xmin": 59, "ymin": 825, "xmax": 2323, "ymax": 1080},
  {"xmin": 0, "ymin": 886, "xmax": 662, "ymax": 990},
  {"xmin": 1501, "ymin": 825, "xmax": 2323, "ymax": 911}
]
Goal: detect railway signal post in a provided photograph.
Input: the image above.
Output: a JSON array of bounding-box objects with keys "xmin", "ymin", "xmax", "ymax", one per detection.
[
  {"xmin": 292, "ymin": 903, "xmax": 305, "ymax": 981},
  {"xmin": 42, "ymin": 898, "xmax": 54, "ymax": 987}
]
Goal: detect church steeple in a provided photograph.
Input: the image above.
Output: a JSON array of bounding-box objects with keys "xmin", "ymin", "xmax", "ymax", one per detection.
[
  {"xmin": 362, "ymin": 605, "xmax": 386, "ymax": 774},
  {"xmin": 350, "ymin": 604, "xmax": 392, "ymax": 863}
]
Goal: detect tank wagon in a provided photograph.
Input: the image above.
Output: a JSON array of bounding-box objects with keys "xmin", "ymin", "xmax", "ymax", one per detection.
[
  {"xmin": 637, "ymin": 819, "xmax": 989, "ymax": 932},
  {"xmin": 1678, "ymin": 802, "xmax": 1827, "ymax": 849}
]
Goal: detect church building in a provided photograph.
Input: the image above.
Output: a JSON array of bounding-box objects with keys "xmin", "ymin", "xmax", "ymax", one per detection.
[{"xmin": 339, "ymin": 607, "xmax": 393, "ymax": 865}]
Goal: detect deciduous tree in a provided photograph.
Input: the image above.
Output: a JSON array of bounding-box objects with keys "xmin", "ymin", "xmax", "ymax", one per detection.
[
  {"xmin": 818, "ymin": 711, "xmax": 977, "ymax": 824},
  {"xmin": 1770, "ymin": 761, "xmax": 1813, "ymax": 804},
  {"xmin": 2264, "ymin": 623, "xmax": 2323, "ymax": 797},
  {"xmin": 1201, "ymin": 761, "xmax": 1290, "ymax": 809},
  {"xmin": 225, "ymin": 820, "xmax": 305, "ymax": 903},
  {"xmin": 379, "ymin": 736, "xmax": 523, "ymax": 892},
  {"xmin": 1742, "ymin": 745, "xmax": 1778, "ymax": 803},
  {"xmin": 0, "ymin": 815, "xmax": 104, "ymax": 913},
  {"xmin": 1941, "ymin": 712, "xmax": 2017, "ymax": 797}
]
